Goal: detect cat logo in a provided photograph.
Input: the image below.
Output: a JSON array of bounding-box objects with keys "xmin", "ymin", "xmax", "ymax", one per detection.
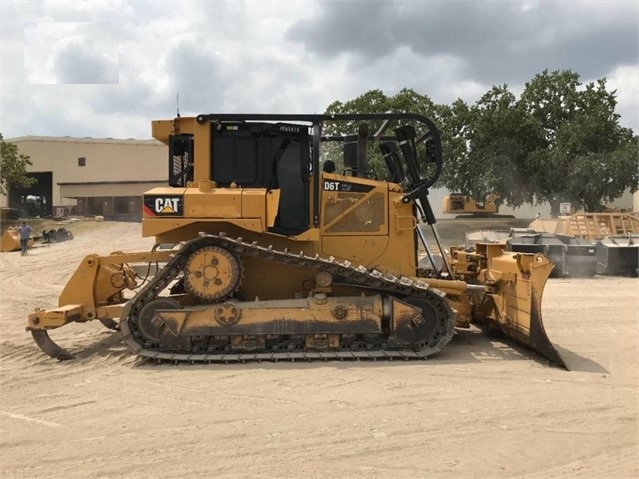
[
  {"xmin": 155, "ymin": 197, "xmax": 179, "ymax": 213},
  {"xmin": 143, "ymin": 195, "xmax": 183, "ymax": 217}
]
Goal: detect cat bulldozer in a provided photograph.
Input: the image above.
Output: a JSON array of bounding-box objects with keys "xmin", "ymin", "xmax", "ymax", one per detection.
[
  {"xmin": 442, "ymin": 193, "xmax": 499, "ymax": 216},
  {"xmin": 27, "ymin": 113, "xmax": 565, "ymax": 368}
]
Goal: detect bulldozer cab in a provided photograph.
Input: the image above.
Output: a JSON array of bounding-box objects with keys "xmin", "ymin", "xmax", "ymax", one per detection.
[
  {"xmin": 168, "ymin": 121, "xmax": 311, "ymax": 236},
  {"xmin": 154, "ymin": 113, "xmax": 443, "ymax": 244}
]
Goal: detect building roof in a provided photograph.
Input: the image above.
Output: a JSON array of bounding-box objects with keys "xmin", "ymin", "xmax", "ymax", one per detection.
[{"xmin": 8, "ymin": 135, "xmax": 163, "ymax": 146}]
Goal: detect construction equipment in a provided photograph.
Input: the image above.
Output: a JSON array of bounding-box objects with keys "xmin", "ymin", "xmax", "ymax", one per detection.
[
  {"xmin": 596, "ymin": 234, "xmax": 639, "ymax": 276},
  {"xmin": 1, "ymin": 227, "xmax": 33, "ymax": 253},
  {"xmin": 41, "ymin": 227, "xmax": 73, "ymax": 243},
  {"xmin": 529, "ymin": 212, "xmax": 639, "ymax": 240},
  {"xmin": 0, "ymin": 207, "xmax": 19, "ymax": 220},
  {"xmin": 442, "ymin": 193, "xmax": 500, "ymax": 216},
  {"xmin": 507, "ymin": 233, "xmax": 597, "ymax": 278},
  {"xmin": 27, "ymin": 113, "xmax": 564, "ymax": 368}
]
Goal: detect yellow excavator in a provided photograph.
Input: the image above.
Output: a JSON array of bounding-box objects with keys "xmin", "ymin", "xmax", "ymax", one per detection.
[{"xmin": 27, "ymin": 113, "xmax": 565, "ymax": 367}]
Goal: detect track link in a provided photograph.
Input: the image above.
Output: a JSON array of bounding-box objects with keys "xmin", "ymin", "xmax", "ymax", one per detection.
[{"xmin": 120, "ymin": 234, "xmax": 454, "ymax": 363}]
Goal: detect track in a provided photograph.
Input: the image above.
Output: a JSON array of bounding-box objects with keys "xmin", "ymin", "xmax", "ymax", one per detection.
[{"xmin": 120, "ymin": 234, "xmax": 454, "ymax": 363}]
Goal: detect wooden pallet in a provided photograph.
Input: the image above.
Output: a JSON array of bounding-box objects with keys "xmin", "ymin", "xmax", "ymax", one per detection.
[{"xmin": 567, "ymin": 213, "xmax": 639, "ymax": 239}]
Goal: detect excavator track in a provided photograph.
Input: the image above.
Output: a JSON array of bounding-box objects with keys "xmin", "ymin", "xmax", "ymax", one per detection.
[{"xmin": 120, "ymin": 234, "xmax": 454, "ymax": 363}]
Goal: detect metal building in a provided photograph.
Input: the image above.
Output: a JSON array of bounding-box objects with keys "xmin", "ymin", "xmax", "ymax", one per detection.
[{"xmin": 1, "ymin": 136, "xmax": 167, "ymax": 221}]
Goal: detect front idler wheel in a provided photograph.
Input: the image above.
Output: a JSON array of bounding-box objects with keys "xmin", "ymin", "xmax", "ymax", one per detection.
[{"xmin": 137, "ymin": 297, "xmax": 182, "ymax": 343}]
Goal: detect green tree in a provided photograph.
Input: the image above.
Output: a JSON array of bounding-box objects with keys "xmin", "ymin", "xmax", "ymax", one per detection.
[
  {"xmin": 323, "ymin": 88, "xmax": 443, "ymax": 180},
  {"xmin": 438, "ymin": 86, "xmax": 543, "ymax": 207},
  {"xmin": 518, "ymin": 70, "xmax": 638, "ymax": 215},
  {"xmin": 0, "ymin": 133, "xmax": 36, "ymax": 195},
  {"xmin": 324, "ymin": 73, "xmax": 638, "ymax": 215},
  {"xmin": 323, "ymin": 89, "xmax": 392, "ymax": 176},
  {"xmin": 436, "ymin": 98, "xmax": 472, "ymax": 194}
]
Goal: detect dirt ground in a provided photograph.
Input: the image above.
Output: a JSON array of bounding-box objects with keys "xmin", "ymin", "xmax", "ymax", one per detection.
[{"xmin": 0, "ymin": 220, "xmax": 637, "ymax": 479}]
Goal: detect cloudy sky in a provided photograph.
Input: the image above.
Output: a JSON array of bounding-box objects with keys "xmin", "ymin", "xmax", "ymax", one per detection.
[{"xmin": 1, "ymin": 0, "xmax": 637, "ymax": 140}]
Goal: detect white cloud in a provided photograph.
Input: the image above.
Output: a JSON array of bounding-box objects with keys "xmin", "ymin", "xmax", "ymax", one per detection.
[
  {"xmin": 1, "ymin": 0, "xmax": 637, "ymax": 139},
  {"xmin": 605, "ymin": 65, "xmax": 639, "ymax": 132},
  {"xmin": 24, "ymin": 22, "xmax": 119, "ymax": 84}
]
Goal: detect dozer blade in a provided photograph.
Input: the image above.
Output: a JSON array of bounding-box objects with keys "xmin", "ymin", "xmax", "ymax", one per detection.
[
  {"xmin": 30, "ymin": 330, "xmax": 75, "ymax": 360},
  {"xmin": 488, "ymin": 251, "xmax": 567, "ymax": 369},
  {"xmin": 524, "ymin": 301, "xmax": 566, "ymax": 369}
]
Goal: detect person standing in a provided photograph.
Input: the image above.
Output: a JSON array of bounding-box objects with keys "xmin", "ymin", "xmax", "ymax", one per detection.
[{"xmin": 17, "ymin": 221, "xmax": 33, "ymax": 256}]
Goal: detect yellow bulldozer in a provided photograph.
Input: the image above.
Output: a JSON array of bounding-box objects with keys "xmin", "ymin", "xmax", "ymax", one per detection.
[
  {"xmin": 27, "ymin": 113, "xmax": 565, "ymax": 368},
  {"xmin": 442, "ymin": 193, "xmax": 500, "ymax": 216}
]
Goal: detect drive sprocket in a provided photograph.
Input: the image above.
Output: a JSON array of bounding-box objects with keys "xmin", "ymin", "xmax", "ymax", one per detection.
[{"xmin": 183, "ymin": 246, "xmax": 241, "ymax": 300}]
